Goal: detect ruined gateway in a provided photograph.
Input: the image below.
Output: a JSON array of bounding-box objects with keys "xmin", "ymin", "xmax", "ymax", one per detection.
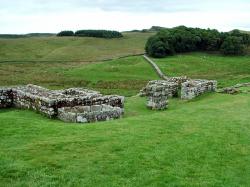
[
  {"xmin": 0, "ymin": 84, "xmax": 124, "ymax": 123},
  {"xmin": 140, "ymin": 78, "xmax": 217, "ymax": 110}
]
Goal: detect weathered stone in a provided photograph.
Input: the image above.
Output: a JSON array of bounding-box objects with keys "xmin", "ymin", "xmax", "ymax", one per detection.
[
  {"xmin": 0, "ymin": 87, "xmax": 13, "ymax": 108},
  {"xmin": 181, "ymin": 79, "xmax": 217, "ymax": 100},
  {"xmin": 139, "ymin": 80, "xmax": 178, "ymax": 98},
  {"xmin": 167, "ymin": 76, "xmax": 190, "ymax": 86},
  {"xmin": 58, "ymin": 105, "xmax": 124, "ymax": 123}
]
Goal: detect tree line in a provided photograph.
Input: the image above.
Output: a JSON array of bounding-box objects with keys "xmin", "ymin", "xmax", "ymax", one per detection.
[
  {"xmin": 57, "ymin": 30, "xmax": 123, "ymax": 38},
  {"xmin": 145, "ymin": 26, "xmax": 250, "ymax": 57}
]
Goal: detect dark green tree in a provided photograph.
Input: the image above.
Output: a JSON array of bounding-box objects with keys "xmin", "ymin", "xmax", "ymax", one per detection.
[
  {"xmin": 57, "ymin": 31, "xmax": 74, "ymax": 37},
  {"xmin": 220, "ymin": 36, "xmax": 245, "ymax": 55}
]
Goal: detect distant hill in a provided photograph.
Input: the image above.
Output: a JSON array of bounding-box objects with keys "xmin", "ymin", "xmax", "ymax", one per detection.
[{"xmin": 0, "ymin": 33, "xmax": 55, "ymax": 39}]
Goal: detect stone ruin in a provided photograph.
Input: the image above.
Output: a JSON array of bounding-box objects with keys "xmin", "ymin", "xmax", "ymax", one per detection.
[
  {"xmin": 181, "ymin": 79, "xmax": 217, "ymax": 100},
  {"xmin": 140, "ymin": 78, "xmax": 217, "ymax": 110},
  {"xmin": 0, "ymin": 84, "xmax": 124, "ymax": 124},
  {"xmin": 139, "ymin": 80, "xmax": 178, "ymax": 110}
]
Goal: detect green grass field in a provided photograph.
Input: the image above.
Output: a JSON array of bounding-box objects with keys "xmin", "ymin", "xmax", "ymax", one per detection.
[
  {"xmin": 0, "ymin": 93, "xmax": 250, "ymax": 186},
  {"xmin": 0, "ymin": 34, "xmax": 250, "ymax": 186}
]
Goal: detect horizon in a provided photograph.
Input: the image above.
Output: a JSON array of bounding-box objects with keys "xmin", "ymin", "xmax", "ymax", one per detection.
[
  {"xmin": 0, "ymin": 0, "xmax": 250, "ymax": 34},
  {"xmin": 0, "ymin": 25, "xmax": 250, "ymax": 35}
]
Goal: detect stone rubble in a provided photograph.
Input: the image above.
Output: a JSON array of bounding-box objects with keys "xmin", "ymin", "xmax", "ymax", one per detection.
[
  {"xmin": 181, "ymin": 79, "xmax": 217, "ymax": 100},
  {"xmin": 0, "ymin": 84, "xmax": 124, "ymax": 123},
  {"xmin": 217, "ymin": 82, "xmax": 250, "ymax": 94}
]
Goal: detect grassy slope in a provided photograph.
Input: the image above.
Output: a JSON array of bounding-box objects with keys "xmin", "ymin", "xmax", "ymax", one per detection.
[
  {"xmin": 0, "ymin": 56, "xmax": 158, "ymax": 96},
  {"xmin": 0, "ymin": 93, "xmax": 250, "ymax": 186},
  {"xmin": 153, "ymin": 52, "xmax": 250, "ymax": 87},
  {"xmin": 1, "ymin": 52, "xmax": 250, "ymax": 96},
  {"xmin": 0, "ymin": 32, "xmax": 154, "ymax": 62}
]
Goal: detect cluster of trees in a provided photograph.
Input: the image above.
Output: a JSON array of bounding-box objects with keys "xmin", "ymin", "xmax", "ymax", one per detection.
[
  {"xmin": 145, "ymin": 26, "xmax": 250, "ymax": 57},
  {"xmin": 57, "ymin": 30, "xmax": 123, "ymax": 38}
]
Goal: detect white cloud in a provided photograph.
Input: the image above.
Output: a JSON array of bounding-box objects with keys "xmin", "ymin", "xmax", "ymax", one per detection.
[{"xmin": 0, "ymin": 0, "xmax": 250, "ymax": 33}]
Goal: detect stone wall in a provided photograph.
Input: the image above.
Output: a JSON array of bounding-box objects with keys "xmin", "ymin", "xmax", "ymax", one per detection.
[
  {"xmin": 0, "ymin": 84, "xmax": 125, "ymax": 123},
  {"xmin": 12, "ymin": 84, "xmax": 56, "ymax": 117},
  {"xmin": 145, "ymin": 83, "xmax": 169, "ymax": 110},
  {"xmin": 181, "ymin": 79, "xmax": 217, "ymax": 100},
  {"xmin": 58, "ymin": 104, "xmax": 124, "ymax": 123},
  {"xmin": 0, "ymin": 88, "xmax": 13, "ymax": 108},
  {"xmin": 140, "ymin": 80, "xmax": 178, "ymax": 98}
]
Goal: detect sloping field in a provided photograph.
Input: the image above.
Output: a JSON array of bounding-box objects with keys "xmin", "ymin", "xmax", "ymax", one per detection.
[
  {"xmin": 0, "ymin": 56, "xmax": 158, "ymax": 96},
  {"xmin": 0, "ymin": 32, "xmax": 154, "ymax": 62}
]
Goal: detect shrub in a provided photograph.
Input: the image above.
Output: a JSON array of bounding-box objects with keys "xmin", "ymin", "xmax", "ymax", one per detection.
[
  {"xmin": 57, "ymin": 31, "xmax": 74, "ymax": 37},
  {"xmin": 145, "ymin": 35, "xmax": 174, "ymax": 57}
]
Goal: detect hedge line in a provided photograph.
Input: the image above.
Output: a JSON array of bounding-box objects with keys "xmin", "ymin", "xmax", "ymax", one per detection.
[{"xmin": 57, "ymin": 30, "xmax": 123, "ymax": 38}]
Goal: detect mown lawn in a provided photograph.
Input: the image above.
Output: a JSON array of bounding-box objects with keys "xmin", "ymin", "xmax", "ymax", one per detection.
[
  {"xmin": 153, "ymin": 52, "xmax": 250, "ymax": 88},
  {"xmin": 0, "ymin": 93, "xmax": 250, "ymax": 186}
]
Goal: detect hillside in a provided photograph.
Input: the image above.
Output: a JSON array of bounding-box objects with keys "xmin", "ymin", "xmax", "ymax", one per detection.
[
  {"xmin": 0, "ymin": 32, "xmax": 154, "ymax": 62},
  {"xmin": 0, "ymin": 52, "xmax": 249, "ymax": 96}
]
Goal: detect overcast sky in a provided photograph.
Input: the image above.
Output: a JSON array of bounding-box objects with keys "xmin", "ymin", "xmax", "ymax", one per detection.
[{"xmin": 0, "ymin": 0, "xmax": 250, "ymax": 34}]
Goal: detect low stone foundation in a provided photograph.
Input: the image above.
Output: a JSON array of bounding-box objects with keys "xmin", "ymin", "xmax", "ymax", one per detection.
[
  {"xmin": 181, "ymin": 79, "xmax": 217, "ymax": 100},
  {"xmin": 58, "ymin": 104, "xmax": 124, "ymax": 123},
  {"xmin": 0, "ymin": 84, "xmax": 125, "ymax": 123},
  {"xmin": 0, "ymin": 88, "xmax": 13, "ymax": 108}
]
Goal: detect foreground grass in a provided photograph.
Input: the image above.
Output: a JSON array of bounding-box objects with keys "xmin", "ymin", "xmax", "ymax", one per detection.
[
  {"xmin": 153, "ymin": 52, "xmax": 250, "ymax": 87},
  {"xmin": 0, "ymin": 32, "xmax": 154, "ymax": 62},
  {"xmin": 0, "ymin": 93, "xmax": 249, "ymax": 186},
  {"xmin": 0, "ymin": 56, "xmax": 158, "ymax": 96}
]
